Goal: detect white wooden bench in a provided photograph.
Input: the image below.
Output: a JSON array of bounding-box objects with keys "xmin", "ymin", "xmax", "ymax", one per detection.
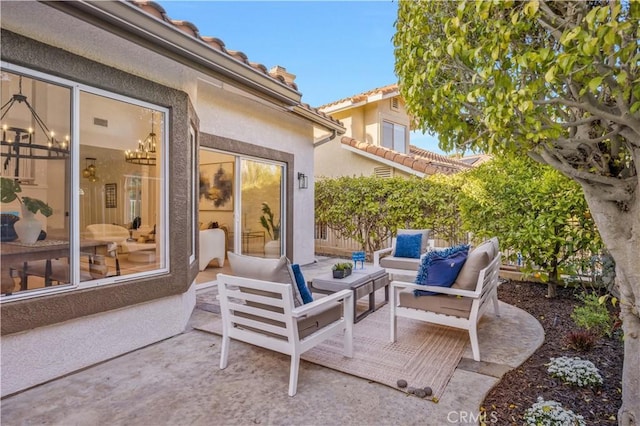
[
  {"xmin": 217, "ymin": 273, "xmax": 353, "ymax": 396},
  {"xmin": 390, "ymin": 249, "xmax": 501, "ymax": 362}
]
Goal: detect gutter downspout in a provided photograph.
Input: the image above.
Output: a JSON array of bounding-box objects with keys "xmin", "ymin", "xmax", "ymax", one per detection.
[{"xmin": 313, "ymin": 129, "xmax": 337, "ymax": 147}]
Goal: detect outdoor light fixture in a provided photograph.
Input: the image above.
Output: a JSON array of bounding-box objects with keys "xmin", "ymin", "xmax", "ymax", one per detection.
[
  {"xmin": 1, "ymin": 75, "xmax": 69, "ymax": 179},
  {"xmin": 124, "ymin": 111, "xmax": 157, "ymax": 166},
  {"xmin": 298, "ymin": 172, "xmax": 308, "ymax": 189},
  {"xmin": 82, "ymin": 157, "xmax": 98, "ymax": 182}
]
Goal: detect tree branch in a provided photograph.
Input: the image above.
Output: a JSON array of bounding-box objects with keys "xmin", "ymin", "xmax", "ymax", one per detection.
[{"xmin": 538, "ymin": 147, "xmax": 634, "ymax": 201}]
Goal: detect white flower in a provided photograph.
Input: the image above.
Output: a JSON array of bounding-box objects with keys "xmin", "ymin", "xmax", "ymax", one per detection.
[
  {"xmin": 546, "ymin": 356, "xmax": 603, "ymax": 387},
  {"xmin": 524, "ymin": 397, "xmax": 586, "ymax": 426}
]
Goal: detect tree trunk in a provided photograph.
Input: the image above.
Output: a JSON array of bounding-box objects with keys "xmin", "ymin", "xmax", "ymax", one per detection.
[{"xmin": 581, "ymin": 185, "xmax": 639, "ymax": 426}]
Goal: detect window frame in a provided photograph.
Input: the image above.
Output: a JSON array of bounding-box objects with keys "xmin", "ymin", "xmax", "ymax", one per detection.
[
  {"xmin": 382, "ymin": 120, "xmax": 407, "ymax": 153},
  {"xmin": 1, "ymin": 62, "xmax": 170, "ymax": 303}
]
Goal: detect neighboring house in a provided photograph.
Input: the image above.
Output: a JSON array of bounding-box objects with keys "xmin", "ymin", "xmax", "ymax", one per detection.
[
  {"xmin": 314, "ymin": 85, "xmax": 482, "ymax": 256},
  {"xmin": 0, "ymin": 0, "xmax": 343, "ymax": 397},
  {"xmin": 315, "ymin": 84, "xmax": 472, "ymax": 179}
]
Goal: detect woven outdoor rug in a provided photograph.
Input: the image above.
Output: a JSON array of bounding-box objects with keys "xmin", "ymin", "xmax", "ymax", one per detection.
[{"xmin": 196, "ymin": 300, "xmax": 467, "ymax": 401}]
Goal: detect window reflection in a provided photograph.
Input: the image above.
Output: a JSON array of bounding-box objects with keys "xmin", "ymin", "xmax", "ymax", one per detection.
[
  {"xmin": 1, "ymin": 71, "xmax": 71, "ymax": 295},
  {"xmin": 0, "ymin": 68, "xmax": 167, "ymax": 298}
]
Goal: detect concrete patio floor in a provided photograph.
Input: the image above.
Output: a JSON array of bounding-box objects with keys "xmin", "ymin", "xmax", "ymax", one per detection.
[{"xmin": 0, "ymin": 257, "xmax": 544, "ymax": 425}]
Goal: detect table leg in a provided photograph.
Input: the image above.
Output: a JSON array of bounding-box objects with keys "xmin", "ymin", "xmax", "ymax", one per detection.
[{"xmin": 44, "ymin": 259, "xmax": 52, "ymax": 286}]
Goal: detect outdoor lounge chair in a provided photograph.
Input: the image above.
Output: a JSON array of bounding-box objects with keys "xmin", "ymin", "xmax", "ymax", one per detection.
[
  {"xmin": 373, "ymin": 229, "xmax": 431, "ymax": 278},
  {"xmin": 217, "ymin": 273, "xmax": 353, "ymax": 396},
  {"xmin": 390, "ymin": 238, "xmax": 501, "ymax": 361}
]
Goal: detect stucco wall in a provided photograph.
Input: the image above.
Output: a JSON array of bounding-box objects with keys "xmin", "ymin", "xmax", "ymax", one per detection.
[
  {"xmin": 1, "ymin": 287, "xmax": 195, "ymax": 397},
  {"xmin": 0, "ymin": 28, "xmax": 196, "ymax": 395},
  {"xmin": 196, "ymin": 82, "xmax": 316, "ymax": 265},
  {"xmin": 315, "ymin": 96, "xmax": 414, "ymax": 179}
]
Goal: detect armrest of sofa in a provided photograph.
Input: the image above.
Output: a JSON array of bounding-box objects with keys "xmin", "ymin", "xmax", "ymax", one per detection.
[
  {"xmin": 291, "ymin": 289, "xmax": 353, "ymax": 318},
  {"xmin": 390, "ymin": 280, "xmax": 481, "ymax": 298}
]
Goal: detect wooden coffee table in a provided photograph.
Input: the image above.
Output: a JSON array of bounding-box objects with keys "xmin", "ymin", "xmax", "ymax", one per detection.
[{"xmin": 309, "ymin": 266, "xmax": 389, "ymax": 323}]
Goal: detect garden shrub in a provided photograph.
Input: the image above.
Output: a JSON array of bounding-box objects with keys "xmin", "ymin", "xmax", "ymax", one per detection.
[{"xmin": 571, "ymin": 292, "xmax": 614, "ymax": 337}]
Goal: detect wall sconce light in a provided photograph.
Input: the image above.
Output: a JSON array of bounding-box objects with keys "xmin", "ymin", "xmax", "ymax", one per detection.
[{"xmin": 298, "ymin": 172, "xmax": 308, "ymax": 189}]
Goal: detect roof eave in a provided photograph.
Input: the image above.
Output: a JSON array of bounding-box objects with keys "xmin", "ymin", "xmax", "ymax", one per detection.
[
  {"xmin": 341, "ymin": 144, "xmax": 425, "ymax": 178},
  {"xmin": 291, "ymin": 105, "xmax": 346, "ymax": 134},
  {"xmin": 42, "ymin": 0, "xmax": 302, "ymax": 106}
]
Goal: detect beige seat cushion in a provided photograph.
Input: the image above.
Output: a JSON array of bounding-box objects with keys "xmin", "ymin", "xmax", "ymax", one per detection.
[
  {"xmin": 227, "ymin": 252, "xmax": 303, "ymax": 306},
  {"xmin": 236, "ymin": 302, "xmax": 342, "ymax": 340},
  {"xmin": 398, "ymin": 289, "xmax": 472, "ymax": 319},
  {"xmin": 452, "ymin": 242, "xmax": 492, "ymax": 291},
  {"xmin": 452, "ymin": 237, "xmax": 500, "ymax": 291},
  {"xmin": 379, "ymin": 256, "xmax": 421, "ymax": 271}
]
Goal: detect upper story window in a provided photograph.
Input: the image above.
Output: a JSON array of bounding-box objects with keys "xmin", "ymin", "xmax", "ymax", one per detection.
[
  {"xmin": 382, "ymin": 121, "xmax": 406, "ymax": 153},
  {"xmin": 1, "ymin": 64, "xmax": 168, "ymax": 301}
]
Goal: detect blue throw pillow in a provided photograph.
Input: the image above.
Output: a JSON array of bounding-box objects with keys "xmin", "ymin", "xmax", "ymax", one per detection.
[
  {"xmin": 291, "ymin": 264, "xmax": 313, "ymax": 304},
  {"xmin": 394, "ymin": 233, "xmax": 423, "ymax": 259},
  {"xmin": 414, "ymin": 244, "xmax": 469, "ymax": 296}
]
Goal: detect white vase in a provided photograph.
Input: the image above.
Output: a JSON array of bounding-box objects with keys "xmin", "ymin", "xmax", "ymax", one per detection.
[
  {"xmin": 264, "ymin": 240, "xmax": 281, "ymax": 258},
  {"xmin": 14, "ymin": 206, "xmax": 42, "ymax": 244}
]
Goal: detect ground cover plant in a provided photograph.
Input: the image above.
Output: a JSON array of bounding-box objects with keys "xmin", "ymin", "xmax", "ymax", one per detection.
[{"xmin": 484, "ymin": 281, "xmax": 623, "ymax": 425}]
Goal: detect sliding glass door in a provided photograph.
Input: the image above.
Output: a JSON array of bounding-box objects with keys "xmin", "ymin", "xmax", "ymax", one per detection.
[
  {"xmin": 240, "ymin": 158, "xmax": 283, "ymax": 258},
  {"xmin": 198, "ymin": 149, "xmax": 284, "ymax": 263}
]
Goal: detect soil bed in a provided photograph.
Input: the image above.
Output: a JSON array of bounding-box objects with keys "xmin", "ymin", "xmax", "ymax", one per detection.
[{"xmin": 483, "ymin": 280, "xmax": 623, "ymax": 425}]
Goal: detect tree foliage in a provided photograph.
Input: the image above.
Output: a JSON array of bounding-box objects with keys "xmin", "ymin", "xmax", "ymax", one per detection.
[
  {"xmin": 394, "ymin": 1, "xmax": 639, "ymax": 423},
  {"xmin": 395, "ymin": 1, "xmax": 638, "ymax": 191},
  {"xmin": 315, "ymin": 176, "xmax": 466, "ymax": 254},
  {"xmin": 458, "ymin": 154, "xmax": 603, "ymax": 296}
]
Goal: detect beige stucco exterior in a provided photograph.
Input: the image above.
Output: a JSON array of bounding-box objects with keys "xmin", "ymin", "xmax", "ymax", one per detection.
[
  {"xmin": 0, "ymin": 1, "xmax": 341, "ymax": 397},
  {"xmin": 315, "ymin": 86, "xmax": 413, "ymax": 179}
]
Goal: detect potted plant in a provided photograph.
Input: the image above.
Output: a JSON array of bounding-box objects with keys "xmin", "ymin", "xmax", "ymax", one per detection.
[
  {"xmin": 260, "ymin": 202, "xmax": 281, "ymax": 257},
  {"xmin": 1, "ymin": 177, "xmax": 53, "ymax": 244},
  {"xmin": 332, "ymin": 262, "xmax": 353, "ymax": 279}
]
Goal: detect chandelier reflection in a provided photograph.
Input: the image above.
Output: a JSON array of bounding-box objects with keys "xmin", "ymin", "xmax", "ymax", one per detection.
[
  {"xmin": 124, "ymin": 111, "xmax": 157, "ymax": 166},
  {"xmin": 1, "ymin": 75, "xmax": 69, "ymax": 179},
  {"xmin": 82, "ymin": 157, "xmax": 98, "ymax": 182}
]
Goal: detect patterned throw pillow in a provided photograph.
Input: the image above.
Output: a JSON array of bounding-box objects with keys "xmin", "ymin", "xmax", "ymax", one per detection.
[
  {"xmin": 414, "ymin": 244, "xmax": 469, "ymax": 296},
  {"xmin": 394, "ymin": 233, "xmax": 423, "ymax": 259}
]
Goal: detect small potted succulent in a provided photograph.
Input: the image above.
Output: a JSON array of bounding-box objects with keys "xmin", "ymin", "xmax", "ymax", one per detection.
[{"xmin": 332, "ymin": 262, "xmax": 353, "ymax": 279}]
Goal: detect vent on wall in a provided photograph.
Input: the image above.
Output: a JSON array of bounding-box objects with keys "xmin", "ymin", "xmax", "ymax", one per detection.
[
  {"xmin": 374, "ymin": 166, "xmax": 393, "ymax": 178},
  {"xmin": 93, "ymin": 117, "xmax": 108, "ymax": 127},
  {"xmin": 390, "ymin": 97, "xmax": 399, "ymax": 111}
]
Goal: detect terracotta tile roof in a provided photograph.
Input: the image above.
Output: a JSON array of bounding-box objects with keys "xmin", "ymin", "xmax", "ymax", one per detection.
[
  {"xmin": 129, "ymin": 1, "xmax": 341, "ymax": 128},
  {"xmin": 130, "ymin": 1, "xmax": 297, "ymax": 89},
  {"xmin": 341, "ymin": 137, "xmax": 471, "ymax": 176},
  {"xmin": 409, "ymin": 145, "xmax": 473, "ymax": 170},
  {"xmin": 319, "ymin": 84, "xmax": 399, "ymax": 110},
  {"xmin": 455, "ymin": 153, "xmax": 493, "ymax": 166}
]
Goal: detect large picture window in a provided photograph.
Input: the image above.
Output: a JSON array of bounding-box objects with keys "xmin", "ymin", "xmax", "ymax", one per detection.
[{"xmin": 1, "ymin": 64, "xmax": 168, "ymax": 300}]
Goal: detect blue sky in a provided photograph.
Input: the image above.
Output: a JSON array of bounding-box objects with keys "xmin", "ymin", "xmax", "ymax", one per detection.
[{"xmin": 158, "ymin": 1, "xmax": 445, "ymax": 154}]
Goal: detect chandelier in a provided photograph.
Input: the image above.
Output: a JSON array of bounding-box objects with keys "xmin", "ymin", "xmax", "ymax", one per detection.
[
  {"xmin": 82, "ymin": 157, "xmax": 98, "ymax": 182},
  {"xmin": 124, "ymin": 111, "xmax": 157, "ymax": 166},
  {"xmin": 1, "ymin": 75, "xmax": 69, "ymax": 179}
]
